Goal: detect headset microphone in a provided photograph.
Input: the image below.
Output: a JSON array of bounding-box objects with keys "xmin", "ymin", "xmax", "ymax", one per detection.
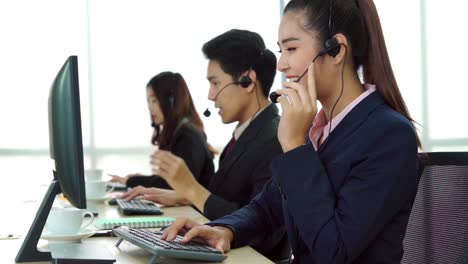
[
  {"xmin": 203, "ymin": 78, "xmax": 250, "ymax": 117},
  {"xmin": 203, "ymin": 108, "xmax": 211, "ymax": 117},
  {"xmin": 204, "ymin": 50, "xmax": 264, "ymax": 116}
]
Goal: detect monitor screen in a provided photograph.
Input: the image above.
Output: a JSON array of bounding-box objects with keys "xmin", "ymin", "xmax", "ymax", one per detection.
[
  {"xmin": 16, "ymin": 55, "xmax": 88, "ymax": 262},
  {"xmin": 48, "ymin": 55, "xmax": 86, "ymax": 208}
]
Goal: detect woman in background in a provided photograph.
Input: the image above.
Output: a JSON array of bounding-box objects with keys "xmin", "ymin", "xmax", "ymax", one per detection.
[{"xmin": 110, "ymin": 71, "xmax": 215, "ymax": 205}]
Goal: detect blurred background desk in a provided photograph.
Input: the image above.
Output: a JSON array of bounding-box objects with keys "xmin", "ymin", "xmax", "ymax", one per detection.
[{"xmin": 0, "ymin": 190, "xmax": 272, "ymax": 264}]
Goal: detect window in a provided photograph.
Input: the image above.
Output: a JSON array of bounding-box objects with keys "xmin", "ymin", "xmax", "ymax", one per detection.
[
  {"xmin": 425, "ymin": 1, "xmax": 468, "ymax": 143},
  {"xmin": 376, "ymin": 0, "xmax": 468, "ymax": 150},
  {"xmin": 2, "ymin": 1, "xmax": 467, "ymax": 198},
  {"xmin": 0, "ymin": 1, "xmax": 282, "ymax": 190}
]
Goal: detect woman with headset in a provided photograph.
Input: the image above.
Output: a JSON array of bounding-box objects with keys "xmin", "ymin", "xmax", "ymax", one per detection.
[
  {"xmin": 161, "ymin": 1, "xmax": 420, "ymax": 263},
  {"xmin": 110, "ymin": 71, "xmax": 215, "ymax": 206}
]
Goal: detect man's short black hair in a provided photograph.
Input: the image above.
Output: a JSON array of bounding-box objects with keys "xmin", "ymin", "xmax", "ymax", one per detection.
[{"xmin": 202, "ymin": 29, "xmax": 277, "ymax": 97}]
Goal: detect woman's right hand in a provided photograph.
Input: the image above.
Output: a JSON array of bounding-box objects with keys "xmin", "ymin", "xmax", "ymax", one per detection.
[
  {"xmin": 120, "ymin": 186, "xmax": 151, "ymax": 201},
  {"xmin": 161, "ymin": 218, "xmax": 233, "ymax": 253},
  {"xmin": 108, "ymin": 173, "xmax": 142, "ymax": 185},
  {"xmin": 275, "ymin": 63, "xmax": 318, "ymax": 152}
]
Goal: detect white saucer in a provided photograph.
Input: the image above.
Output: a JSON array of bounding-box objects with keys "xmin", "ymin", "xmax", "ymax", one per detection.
[
  {"xmin": 86, "ymin": 195, "xmax": 110, "ymax": 202},
  {"xmin": 41, "ymin": 228, "xmax": 96, "ymax": 242}
]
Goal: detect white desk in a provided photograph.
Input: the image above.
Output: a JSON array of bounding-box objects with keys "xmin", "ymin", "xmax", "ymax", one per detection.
[{"xmin": 1, "ymin": 198, "xmax": 272, "ymax": 264}]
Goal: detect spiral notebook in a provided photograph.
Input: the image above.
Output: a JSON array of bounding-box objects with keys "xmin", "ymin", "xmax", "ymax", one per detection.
[{"xmin": 94, "ymin": 217, "xmax": 175, "ymax": 230}]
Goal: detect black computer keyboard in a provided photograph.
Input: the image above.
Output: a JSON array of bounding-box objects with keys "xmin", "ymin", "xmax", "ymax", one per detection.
[
  {"xmin": 113, "ymin": 227, "xmax": 227, "ymax": 262},
  {"xmin": 116, "ymin": 199, "xmax": 163, "ymax": 215}
]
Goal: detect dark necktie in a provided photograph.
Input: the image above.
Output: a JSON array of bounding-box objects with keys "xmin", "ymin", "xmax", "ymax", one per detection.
[{"xmin": 220, "ymin": 136, "xmax": 236, "ymax": 162}]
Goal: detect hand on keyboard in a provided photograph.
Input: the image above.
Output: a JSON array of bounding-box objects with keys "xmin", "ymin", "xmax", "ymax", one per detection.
[
  {"xmin": 161, "ymin": 217, "xmax": 233, "ymax": 253},
  {"xmin": 113, "ymin": 226, "xmax": 227, "ymax": 262},
  {"xmin": 122, "ymin": 186, "xmax": 189, "ymax": 206},
  {"xmin": 120, "ymin": 186, "xmax": 150, "ymax": 201}
]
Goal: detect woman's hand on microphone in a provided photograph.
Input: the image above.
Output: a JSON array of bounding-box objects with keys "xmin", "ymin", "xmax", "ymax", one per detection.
[{"xmin": 275, "ymin": 63, "xmax": 318, "ymax": 152}]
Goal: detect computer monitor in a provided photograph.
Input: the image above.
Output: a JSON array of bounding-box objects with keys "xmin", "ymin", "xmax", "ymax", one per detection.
[
  {"xmin": 16, "ymin": 56, "xmax": 87, "ymax": 262},
  {"xmin": 48, "ymin": 55, "xmax": 86, "ymax": 208}
]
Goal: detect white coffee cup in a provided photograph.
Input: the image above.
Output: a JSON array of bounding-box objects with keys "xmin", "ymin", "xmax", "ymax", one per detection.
[
  {"xmin": 85, "ymin": 169, "xmax": 103, "ymax": 182},
  {"xmin": 86, "ymin": 180, "xmax": 113, "ymax": 199},
  {"xmin": 46, "ymin": 207, "xmax": 94, "ymax": 235}
]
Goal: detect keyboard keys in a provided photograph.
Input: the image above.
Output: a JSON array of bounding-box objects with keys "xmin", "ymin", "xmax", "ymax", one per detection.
[
  {"xmin": 113, "ymin": 227, "xmax": 226, "ymax": 262},
  {"xmin": 116, "ymin": 199, "xmax": 163, "ymax": 215}
]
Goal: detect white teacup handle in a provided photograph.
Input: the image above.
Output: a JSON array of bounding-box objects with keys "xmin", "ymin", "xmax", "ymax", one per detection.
[
  {"xmin": 107, "ymin": 184, "xmax": 115, "ymax": 193},
  {"xmin": 81, "ymin": 211, "xmax": 95, "ymax": 229}
]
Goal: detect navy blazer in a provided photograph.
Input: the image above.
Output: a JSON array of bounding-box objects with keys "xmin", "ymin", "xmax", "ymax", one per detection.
[
  {"xmin": 210, "ymin": 92, "xmax": 419, "ymax": 264},
  {"xmin": 204, "ymin": 104, "xmax": 288, "ymax": 260},
  {"xmin": 204, "ymin": 104, "xmax": 283, "ymax": 220}
]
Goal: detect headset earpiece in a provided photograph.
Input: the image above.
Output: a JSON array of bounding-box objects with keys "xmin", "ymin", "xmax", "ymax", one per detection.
[
  {"xmin": 168, "ymin": 84, "xmax": 175, "ymax": 107},
  {"xmin": 235, "ymin": 49, "xmax": 266, "ymax": 88},
  {"xmin": 314, "ymin": 38, "xmax": 341, "ymax": 61},
  {"xmin": 324, "ymin": 38, "xmax": 340, "ymax": 57},
  {"xmin": 237, "ymin": 75, "xmax": 252, "ymax": 88},
  {"xmin": 168, "ymin": 95, "xmax": 174, "ymax": 107}
]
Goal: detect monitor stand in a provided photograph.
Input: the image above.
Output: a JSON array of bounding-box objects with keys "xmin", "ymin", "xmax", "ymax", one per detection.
[
  {"xmin": 15, "ymin": 180, "xmax": 60, "ymax": 262},
  {"xmin": 49, "ymin": 243, "xmax": 115, "ymax": 264}
]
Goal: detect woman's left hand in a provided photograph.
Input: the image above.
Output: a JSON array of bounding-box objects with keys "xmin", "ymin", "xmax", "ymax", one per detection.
[
  {"xmin": 275, "ymin": 63, "xmax": 318, "ymax": 152},
  {"xmin": 150, "ymin": 150, "xmax": 197, "ymax": 193}
]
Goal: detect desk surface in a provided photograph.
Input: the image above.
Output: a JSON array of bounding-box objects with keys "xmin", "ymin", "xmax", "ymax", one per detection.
[{"xmin": 0, "ymin": 197, "xmax": 272, "ymax": 264}]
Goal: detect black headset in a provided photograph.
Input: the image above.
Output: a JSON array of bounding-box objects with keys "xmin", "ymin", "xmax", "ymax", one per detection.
[
  {"xmin": 234, "ymin": 50, "xmax": 265, "ymax": 89},
  {"xmin": 203, "ymin": 51, "xmax": 265, "ymax": 117},
  {"xmin": 168, "ymin": 74, "xmax": 176, "ymax": 107},
  {"xmin": 318, "ymin": 38, "xmax": 340, "ymax": 58},
  {"xmin": 319, "ymin": 0, "xmax": 341, "ymax": 59},
  {"xmin": 168, "ymin": 91, "xmax": 175, "ymax": 108},
  {"xmin": 270, "ymin": 0, "xmax": 340, "ymax": 103},
  {"xmin": 236, "ymin": 74, "xmax": 253, "ymax": 88}
]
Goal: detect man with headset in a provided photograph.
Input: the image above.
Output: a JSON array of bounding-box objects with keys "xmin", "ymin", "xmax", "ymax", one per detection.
[{"xmin": 124, "ymin": 29, "xmax": 289, "ymax": 261}]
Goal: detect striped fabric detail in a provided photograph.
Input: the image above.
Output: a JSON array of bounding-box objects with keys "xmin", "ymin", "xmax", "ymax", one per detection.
[{"xmin": 402, "ymin": 165, "xmax": 468, "ymax": 264}]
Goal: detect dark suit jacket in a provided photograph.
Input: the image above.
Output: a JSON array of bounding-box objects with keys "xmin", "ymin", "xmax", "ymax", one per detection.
[
  {"xmin": 127, "ymin": 123, "xmax": 214, "ymax": 189},
  {"xmin": 204, "ymin": 104, "xmax": 287, "ymax": 260},
  {"xmin": 210, "ymin": 92, "xmax": 419, "ymax": 264}
]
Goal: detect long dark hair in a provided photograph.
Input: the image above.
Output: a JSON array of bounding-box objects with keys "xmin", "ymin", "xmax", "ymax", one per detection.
[
  {"xmin": 284, "ymin": 0, "xmax": 421, "ymax": 147},
  {"xmin": 147, "ymin": 72, "xmax": 207, "ymax": 150}
]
